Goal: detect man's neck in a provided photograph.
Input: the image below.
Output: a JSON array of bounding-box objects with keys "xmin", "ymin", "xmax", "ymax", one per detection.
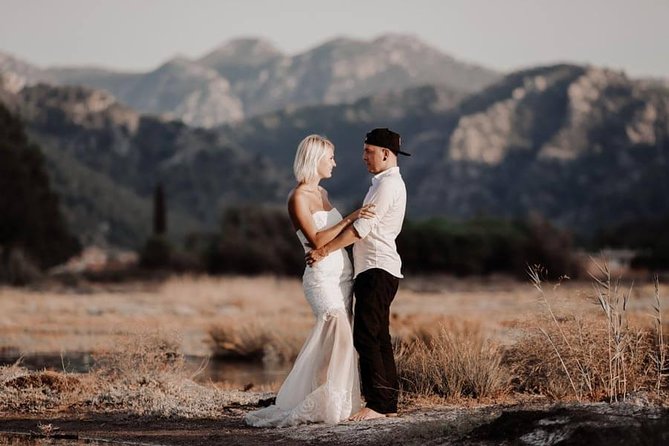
[{"xmin": 373, "ymin": 165, "xmax": 398, "ymax": 175}]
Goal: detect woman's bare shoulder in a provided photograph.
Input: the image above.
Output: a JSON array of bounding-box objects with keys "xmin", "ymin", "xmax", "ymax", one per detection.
[
  {"xmin": 288, "ymin": 185, "xmax": 306, "ymax": 201},
  {"xmin": 287, "ymin": 185, "xmax": 310, "ymax": 211}
]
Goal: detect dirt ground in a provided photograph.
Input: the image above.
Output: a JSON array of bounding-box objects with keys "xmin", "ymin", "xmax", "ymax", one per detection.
[{"xmin": 1, "ymin": 400, "xmax": 668, "ymax": 445}]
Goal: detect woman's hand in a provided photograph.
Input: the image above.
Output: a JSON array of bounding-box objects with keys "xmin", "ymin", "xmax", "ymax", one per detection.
[{"xmin": 348, "ymin": 203, "xmax": 375, "ymax": 221}]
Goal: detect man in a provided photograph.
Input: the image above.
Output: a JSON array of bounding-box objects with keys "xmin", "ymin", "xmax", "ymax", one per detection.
[{"xmin": 306, "ymin": 128, "xmax": 409, "ymax": 421}]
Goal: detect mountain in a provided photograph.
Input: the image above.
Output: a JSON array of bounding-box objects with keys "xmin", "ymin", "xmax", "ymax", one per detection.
[
  {"xmin": 218, "ymin": 64, "xmax": 669, "ymax": 234},
  {"xmin": 0, "ymin": 52, "xmax": 55, "ymax": 92},
  {"xmin": 198, "ymin": 34, "xmax": 497, "ymax": 118},
  {"xmin": 46, "ymin": 58, "xmax": 244, "ymax": 128},
  {"xmin": 3, "ymin": 62, "xmax": 666, "ymax": 246},
  {"xmin": 198, "ymin": 37, "xmax": 283, "ymax": 83},
  {"xmin": 217, "ymin": 84, "xmax": 467, "ymax": 205},
  {"xmin": 0, "ymin": 34, "xmax": 499, "ymax": 127},
  {"xmin": 0, "ymin": 81, "xmax": 290, "ymax": 248},
  {"xmin": 411, "ymin": 65, "xmax": 669, "ymax": 232}
]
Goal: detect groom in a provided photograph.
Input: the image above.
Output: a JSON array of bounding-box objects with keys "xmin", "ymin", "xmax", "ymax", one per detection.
[{"xmin": 306, "ymin": 128, "xmax": 409, "ymax": 420}]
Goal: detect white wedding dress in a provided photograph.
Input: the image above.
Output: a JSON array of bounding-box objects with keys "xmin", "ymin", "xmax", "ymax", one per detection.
[{"xmin": 244, "ymin": 208, "xmax": 362, "ymax": 427}]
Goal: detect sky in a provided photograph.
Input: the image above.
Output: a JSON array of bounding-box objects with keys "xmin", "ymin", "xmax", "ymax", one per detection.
[{"xmin": 1, "ymin": 0, "xmax": 668, "ymax": 78}]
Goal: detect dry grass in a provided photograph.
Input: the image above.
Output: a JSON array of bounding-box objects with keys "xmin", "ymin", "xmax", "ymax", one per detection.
[
  {"xmin": 0, "ymin": 332, "xmax": 263, "ymax": 417},
  {"xmin": 209, "ymin": 317, "xmax": 309, "ymax": 366},
  {"xmin": 1, "ymin": 273, "xmax": 668, "ymax": 416},
  {"xmin": 506, "ymin": 265, "xmax": 668, "ymax": 402},
  {"xmin": 396, "ymin": 320, "xmax": 509, "ymax": 401},
  {"xmin": 0, "ymin": 361, "xmax": 87, "ymax": 413}
]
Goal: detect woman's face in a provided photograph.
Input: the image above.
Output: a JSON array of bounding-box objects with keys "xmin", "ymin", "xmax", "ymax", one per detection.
[{"xmin": 316, "ymin": 147, "xmax": 336, "ymax": 179}]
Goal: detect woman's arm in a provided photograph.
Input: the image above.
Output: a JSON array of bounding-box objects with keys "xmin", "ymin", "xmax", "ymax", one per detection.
[{"xmin": 288, "ymin": 189, "xmax": 373, "ymax": 250}]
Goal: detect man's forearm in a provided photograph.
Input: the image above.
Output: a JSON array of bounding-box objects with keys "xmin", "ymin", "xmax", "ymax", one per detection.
[{"xmin": 321, "ymin": 225, "xmax": 361, "ymax": 256}]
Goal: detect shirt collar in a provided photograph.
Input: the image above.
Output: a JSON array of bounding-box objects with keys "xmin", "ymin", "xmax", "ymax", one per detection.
[{"xmin": 371, "ymin": 166, "xmax": 400, "ymax": 185}]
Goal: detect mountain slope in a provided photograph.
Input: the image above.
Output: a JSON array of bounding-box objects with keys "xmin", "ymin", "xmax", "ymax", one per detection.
[
  {"xmin": 411, "ymin": 64, "xmax": 669, "ymax": 232},
  {"xmin": 1, "ymin": 34, "xmax": 498, "ymax": 127},
  {"xmin": 3, "ymin": 62, "xmax": 667, "ymax": 245},
  {"xmin": 217, "ymin": 83, "xmax": 466, "ymax": 205},
  {"xmin": 219, "ymin": 64, "xmax": 669, "ymax": 234},
  {"xmin": 0, "ymin": 82, "xmax": 290, "ymax": 247}
]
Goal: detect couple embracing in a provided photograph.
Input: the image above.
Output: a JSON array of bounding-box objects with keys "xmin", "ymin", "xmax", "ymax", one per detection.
[{"xmin": 245, "ymin": 128, "xmax": 409, "ymax": 427}]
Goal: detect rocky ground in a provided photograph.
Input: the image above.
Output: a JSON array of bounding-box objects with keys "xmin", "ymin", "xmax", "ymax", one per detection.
[{"xmin": 1, "ymin": 401, "xmax": 668, "ymax": 445}]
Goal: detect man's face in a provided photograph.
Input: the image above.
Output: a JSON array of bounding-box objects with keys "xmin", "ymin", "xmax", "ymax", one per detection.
[{"xmin": 362, "ymin": 144, "xmax": 388, "ymax": 174}]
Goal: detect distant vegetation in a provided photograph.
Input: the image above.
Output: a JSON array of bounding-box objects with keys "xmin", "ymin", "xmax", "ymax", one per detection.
[
  {"xmin": 592, "ymin": 215, "xmax": 669, "ymax": 270},
  {"xmin": 398, "ymin": 214, "xmax": 579, "ymax": 279},
  {"xmin": 0, "ymin": 104, "xmax": 79, "ymax": 283},
  {"xmin": 202, "ymin": 206, "xmax": 304, "ymax": 276},
  {"xmin": 197, "ymin": 205, "xmax": 579, "ymax": 279}
]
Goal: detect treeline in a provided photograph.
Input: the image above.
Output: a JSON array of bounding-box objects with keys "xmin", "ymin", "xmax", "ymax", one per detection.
[
  {"xmin": 0, "ymin": 104, "xmax": 80, "ymax": 284},
  {"xmin": 397, "ymin": 214, "xmax": 578, "ymax": 278},
  {"xmin": 592, "ymin": 215, "xmax": 669, "ymax": 269},
  {"xmin": 172, "ymin": 206, "xmax": 579, "ymax": 279}
]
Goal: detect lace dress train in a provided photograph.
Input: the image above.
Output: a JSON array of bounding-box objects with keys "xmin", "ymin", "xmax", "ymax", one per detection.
[{"xmin": 244, "ymin": 209, "xmax": 362, "ymax": 427}]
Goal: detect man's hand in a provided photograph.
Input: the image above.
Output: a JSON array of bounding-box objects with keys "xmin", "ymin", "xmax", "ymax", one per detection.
[{"xmin": 305, "ymin": 247, "xmax": 327, "ymax": 266}]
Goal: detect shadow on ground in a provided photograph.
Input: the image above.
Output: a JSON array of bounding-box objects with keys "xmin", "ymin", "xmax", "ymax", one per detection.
[{"xmin": 1, "ymin": 402, "xmax": 668, "ymax": 445}]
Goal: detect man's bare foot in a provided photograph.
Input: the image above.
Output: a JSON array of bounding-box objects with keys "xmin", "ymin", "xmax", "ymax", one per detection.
[{"xmin": 349, "ymin": 407, "xmax": 386, "ymax": 421}]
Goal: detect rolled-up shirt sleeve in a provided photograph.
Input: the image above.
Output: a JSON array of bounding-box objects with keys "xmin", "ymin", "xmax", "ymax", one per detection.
[{"xmin": 352, "ymin": 181, "xmax": 396, "ymax": 239}]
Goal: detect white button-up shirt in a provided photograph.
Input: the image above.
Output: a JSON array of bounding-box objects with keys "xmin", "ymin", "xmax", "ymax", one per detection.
[{"xmin": 352, "ymin": 166, "xmax": 406, "ymax": 279}]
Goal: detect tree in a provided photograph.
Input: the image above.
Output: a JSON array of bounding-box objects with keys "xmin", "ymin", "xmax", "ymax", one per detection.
[
  {"xmin": 140, "ymin": 182, "xmax": 171, "ymax": 269},
  {"xmin": 153, "ymin": 182, "xmax": 166, "ymax": 235},
  {"xmin": 0, "ymin": 103, "xmax": 80, "ymax": 282}
]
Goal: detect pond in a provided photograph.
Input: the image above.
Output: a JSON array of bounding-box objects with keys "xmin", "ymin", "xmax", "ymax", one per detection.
[{"xmin": 0, "ymin": 353, "xmax": 288, "ymax": 389}]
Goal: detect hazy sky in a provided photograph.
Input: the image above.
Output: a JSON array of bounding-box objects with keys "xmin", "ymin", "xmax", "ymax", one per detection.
[{"xmin": 1, "ymin": 0, "xmax": 668, "ymax": 78}]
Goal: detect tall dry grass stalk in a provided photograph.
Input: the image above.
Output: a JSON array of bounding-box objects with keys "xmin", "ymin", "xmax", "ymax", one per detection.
[
  {"xmin": 527, "ymin": 265, "xmax": 584, "ymax": 398},
  {"xmin": 512, "ymin": 264, "xmax": 664, "ymax": 402},
  {"xmin": 652, "ymin": 276, "xmax": 668, "ymax": 392},
  {"xmin": 396, "ymin": 320, "xmax": 508, "ymax": 400},
  {"xmin": 591, "ymin": 261, "xmax": 633, "ymax": 401}
]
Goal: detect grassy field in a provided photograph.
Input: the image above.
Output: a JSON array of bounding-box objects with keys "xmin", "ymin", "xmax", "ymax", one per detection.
[{"xmin": 0, "ymin": 271, "xmax": 667, "ymax": 419}]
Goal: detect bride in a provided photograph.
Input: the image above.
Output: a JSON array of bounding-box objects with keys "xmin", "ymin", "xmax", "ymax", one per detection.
[{"xmin": 244, "ymin": 134, "xmax": 373, "ymax": 427}]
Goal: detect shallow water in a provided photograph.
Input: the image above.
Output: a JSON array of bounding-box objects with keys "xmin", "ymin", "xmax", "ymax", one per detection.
[{"xmin": 0, "ymin": 353, "xmax": 287, "ymax": 388}]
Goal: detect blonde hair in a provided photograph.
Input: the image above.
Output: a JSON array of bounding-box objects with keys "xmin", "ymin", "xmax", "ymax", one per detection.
[{"xmin": 293, "ymin": 134, "xmax": 334, "ymax": 182}]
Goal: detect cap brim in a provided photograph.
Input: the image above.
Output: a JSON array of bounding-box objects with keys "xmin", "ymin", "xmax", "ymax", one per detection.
[{"xmin": 397, "ymin": 150, "xmax": 411, "ymax": 156}]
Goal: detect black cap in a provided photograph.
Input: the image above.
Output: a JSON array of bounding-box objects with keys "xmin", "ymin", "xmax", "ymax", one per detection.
[{"xmin": 365, "ymin": 128, "xmax": 410, "ymax": 156}]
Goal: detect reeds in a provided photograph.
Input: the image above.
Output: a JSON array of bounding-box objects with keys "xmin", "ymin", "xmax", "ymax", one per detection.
[
  {"xmin": 652, "ymin": 276, "xmax": 668, "ymax": 392},
  {"xmin": 509, "ymin": 264, "xmax": 665, "ymax": 402},
  {"xmin": 396, "ymin": 320, "xmax": 508, "ymax": 400}
]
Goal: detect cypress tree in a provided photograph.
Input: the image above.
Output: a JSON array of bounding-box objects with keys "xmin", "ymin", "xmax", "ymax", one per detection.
[{"xmin": 153, "ymin": 182, "xmax": 166, "ymax": 235}]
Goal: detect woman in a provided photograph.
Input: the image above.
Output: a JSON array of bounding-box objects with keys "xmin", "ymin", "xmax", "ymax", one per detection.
[{"xmin": 244, "ymin": 134, "xmax": 373, "ymax": 427}]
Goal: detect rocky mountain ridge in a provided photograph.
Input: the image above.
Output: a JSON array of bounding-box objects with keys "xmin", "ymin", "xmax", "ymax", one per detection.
[
  {"xmin": 0, "ymin": 34, "xmax": 498, "ymax": 127},
  {"xmin": 218, "ymin": 64, "xmax": 669, "ymax": 233},
  {"xmin": 1, "ymin": 63, "xmax": 668, "ymax": 246}
]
